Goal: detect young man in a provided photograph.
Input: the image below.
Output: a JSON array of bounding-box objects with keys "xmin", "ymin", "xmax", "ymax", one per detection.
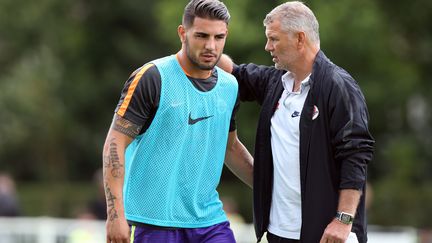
[
  {"xmin": 219, "ymin": 2, "xmax": 374, "ymax": 243},
  {"xmin": 102, "ymin": 1, "xmax": 253, "ymax": 242}
]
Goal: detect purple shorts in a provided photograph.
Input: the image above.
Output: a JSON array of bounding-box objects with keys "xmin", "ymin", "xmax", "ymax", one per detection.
[{"xmin": 129, "ymin": 221, "xmax": 236, "ymax": 243}]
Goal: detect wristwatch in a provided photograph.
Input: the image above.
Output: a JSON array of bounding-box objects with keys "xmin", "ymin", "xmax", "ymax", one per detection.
[{"xmin": 335, "ymin": 211, "xmax": 354, "ymax": 225}]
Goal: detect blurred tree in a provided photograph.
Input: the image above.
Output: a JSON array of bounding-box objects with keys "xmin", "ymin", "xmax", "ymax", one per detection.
[{"xmin": 0, "ymin": 0, "xmax": 163, "ymax": 180}]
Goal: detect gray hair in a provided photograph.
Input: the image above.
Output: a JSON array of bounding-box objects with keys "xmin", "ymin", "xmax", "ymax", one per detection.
[{"xmin": 263, "ymin": 1, "xmax": 320, "ymax": 45}]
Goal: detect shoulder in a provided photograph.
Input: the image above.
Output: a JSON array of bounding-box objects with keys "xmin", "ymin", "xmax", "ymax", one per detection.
[
  {"xmin": 313, "ymin": 52, "xmax": 358, "ymax": 92},
  {"xmin": 216, "ymin": 66, "xmax": 237, "ymax": 81},
  {"xmin": 129, "ymin": 63, "xmax": 159, "ymax": 81},
  {"xmin": 215, "ymin": 68, "xmax": 238, "ymax": 94},
  {"xmin": 316, "ymin": 58, "xmax": 366, "ymax": 109},
  {"xmin": 135, "ymin": 57, "xmax": 168, "ymax": 79},
  {"xmin": 123, "ymin": 63, "xmax": 161, "ymax": 96},
  {"xmin": 151, "ymin": 55, "xmax": 175, "ymax": 66}
]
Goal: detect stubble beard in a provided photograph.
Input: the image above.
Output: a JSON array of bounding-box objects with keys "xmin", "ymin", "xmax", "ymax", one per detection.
[
  {"xmin": 185, "ymin": 38, "xmax": 220, "ymax": 70},
  {"xmin": 274, "ymin": 54, "xmax": 297, "ymax": 72},
  {"xmin": 274, "ymin": 62, "xmax": 290, "ymax": 72},
  {"xmin": 274, "ymin": 62, "xmax": 284, "ymax": 70}
]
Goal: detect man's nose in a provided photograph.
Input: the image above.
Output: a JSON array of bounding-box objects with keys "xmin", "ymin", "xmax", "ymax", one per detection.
[
  {"xmin": 205, "ymin": 38, "xmax": 216, "ymax": 50},
  {"xmin": 265, "ymin": 41, "xmax": 273, "ymax": 52}
]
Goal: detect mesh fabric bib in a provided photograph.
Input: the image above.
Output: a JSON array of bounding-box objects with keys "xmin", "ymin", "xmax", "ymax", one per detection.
[{"xmin": 123, "ymin": 55, "xmax": 238, "ymax": 228}]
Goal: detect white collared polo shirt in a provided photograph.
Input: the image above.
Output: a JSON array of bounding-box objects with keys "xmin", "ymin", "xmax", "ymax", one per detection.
[{"xmin": 268, "ymin": 71, "xmax": 310, "ymax": 240}]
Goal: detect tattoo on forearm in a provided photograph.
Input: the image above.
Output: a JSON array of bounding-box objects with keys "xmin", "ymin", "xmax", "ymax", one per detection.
[
  {"xmin": 109, "ymin": 139, "xmax": 123, "ymax": 178},
  {"xmin": 103, "ymin": 138, "xmax": 124, "ymax": 178},
  {"xmin": 103, "ymin": 155, "xmax": 110, "ymax": 168},
  {"xmin": 112, "ymin": 116, "xmax": 141, "ymax": 138},
  {"xmin": 105, "ymin": 184, "xmax": 119, "ymax": 221}
]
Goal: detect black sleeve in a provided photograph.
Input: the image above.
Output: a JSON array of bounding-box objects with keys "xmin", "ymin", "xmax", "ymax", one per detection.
[
  {"xmin": 115, "ymin": 64, "xmax": 161, "ymax": 134},
  {"xmin": 328, "ymin": 69, "xmax": 375, "ymax": 190},
  {"xmin": 232, "ymin": 63, "xmax": 285, "ymax": 105},
  {"xmin": 229, "ymin": 93, "xmax": 240, "ymax": 132}
]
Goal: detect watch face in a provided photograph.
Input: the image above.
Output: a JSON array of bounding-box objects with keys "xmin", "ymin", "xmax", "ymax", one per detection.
[{"xmin": 341, "ymin": 214, "xmax": 351, "ymax": 222}]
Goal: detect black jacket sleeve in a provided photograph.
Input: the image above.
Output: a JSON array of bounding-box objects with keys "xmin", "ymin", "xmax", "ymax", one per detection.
[
  {"xmin": 328, "ymin": 67, "xmax": 375, "ymax": 190},
  {"xmin": 232, "ymin": 63, "xmax": 285, "ymax": 105}
]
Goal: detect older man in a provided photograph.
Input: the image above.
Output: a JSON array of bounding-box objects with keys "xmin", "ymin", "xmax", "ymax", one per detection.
[{"xmin": 219, "ymin": 2, "xmax": 374, "ymax": 242}]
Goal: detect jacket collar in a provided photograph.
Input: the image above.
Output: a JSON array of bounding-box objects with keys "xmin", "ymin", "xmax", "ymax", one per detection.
[{"xmin": 310, "ymin": 50, "xmax": 331, "ymax": 87}]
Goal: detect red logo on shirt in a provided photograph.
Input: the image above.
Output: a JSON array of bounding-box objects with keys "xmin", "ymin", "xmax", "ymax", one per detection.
[
  {"xmin": 312, "ymin": 105, "xmax": 319, "ymax": 120},
  {"xmin": 275, "ymin": 102, "xmax": 280, "ymax": 111}
]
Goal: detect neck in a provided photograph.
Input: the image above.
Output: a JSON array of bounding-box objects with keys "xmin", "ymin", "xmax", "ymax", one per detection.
[
  {"xmin": 292, "ymin": 46, "xmax": 319, "ymax": 83},
  {"xmin": 176, "ymin": 50, "xmax": 212, "ymax": 79}
]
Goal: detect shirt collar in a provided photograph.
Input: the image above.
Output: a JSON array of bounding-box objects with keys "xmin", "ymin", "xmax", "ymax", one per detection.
[{"xmin": 281, "ymin": 71, "xmax": 311, "ymax": 94}]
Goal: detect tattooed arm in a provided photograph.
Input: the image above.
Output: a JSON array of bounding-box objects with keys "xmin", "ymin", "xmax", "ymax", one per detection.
[{"xmin": 102, "ymin": 114, "xmax": 142, "ymax": 243}]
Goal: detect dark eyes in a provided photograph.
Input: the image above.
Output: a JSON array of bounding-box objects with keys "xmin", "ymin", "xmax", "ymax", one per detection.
[{"xmin": 195, "ymin": 33, "xmax": 225, "ymax": 39}]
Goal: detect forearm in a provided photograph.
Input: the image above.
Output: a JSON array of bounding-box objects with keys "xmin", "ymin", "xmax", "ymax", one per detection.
[
  {"xmin": 103, "ymin": 133, "xmax": 128, "ymax": 223},
  {"xmin": 102, "ymin": 128, "xmax": 133, "ymax": 242},
  {"xmin": 103, "ymin": 115, "xmax": 140, "ymax": 222},
  {"xmin": 320, "ymin": 189, "xmax": 360, "ymax": 243},
  {"xmin": 225, "ymin": 135, "xmax": 253, "ymax": 188},
  {"xmin": 337, "ymin": 189, "xmax": 361, "ymax": 215}
]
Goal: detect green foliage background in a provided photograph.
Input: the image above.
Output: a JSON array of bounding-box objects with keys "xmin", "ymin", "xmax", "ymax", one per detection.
[{"xmin": 1, "ymin": 0, "xmax": 432, "ymax": 227}]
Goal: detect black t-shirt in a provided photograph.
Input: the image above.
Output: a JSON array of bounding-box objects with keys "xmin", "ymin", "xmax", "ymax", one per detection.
[{"xmin": 115, "ymin": 64, "xmax": 239, "ymax": 134}]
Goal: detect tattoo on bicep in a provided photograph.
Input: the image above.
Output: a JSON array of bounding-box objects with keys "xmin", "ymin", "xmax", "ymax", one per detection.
[
  {"xmin": 112, "ymin": 115, "xmax": 142, "ymax": 138},
  {"xmin": 105, "ymin": 184, "xmax": 119, "ymax": 221},
  {"xmin": 104, "ymin": 138, "xmax": 124, "ymax": 178}
]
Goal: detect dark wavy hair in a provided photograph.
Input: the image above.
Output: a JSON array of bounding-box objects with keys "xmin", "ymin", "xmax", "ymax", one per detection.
[{"xmin": 182, "ymin": 0, "xmax": 230, "ymax": 27}]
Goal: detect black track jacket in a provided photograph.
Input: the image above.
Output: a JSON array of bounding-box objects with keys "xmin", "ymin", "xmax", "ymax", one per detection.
[{"xmin": 232, "ymin": 51, "xmax": 375, "ymax": 243}]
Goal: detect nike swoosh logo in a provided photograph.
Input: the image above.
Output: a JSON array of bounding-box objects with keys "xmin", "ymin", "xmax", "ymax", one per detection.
[
  {"xmin": 188, "ymin": 113, "xmax": 214, "ymax": 125},
  {"xmin": 291, "ymin": 111, "xmax": 300, "ymax": 118}
]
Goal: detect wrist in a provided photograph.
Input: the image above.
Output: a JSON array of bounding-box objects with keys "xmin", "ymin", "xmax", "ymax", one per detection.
[{"xmin": 335, "ymin": 211, "xmax": 354, "ymax": 225}]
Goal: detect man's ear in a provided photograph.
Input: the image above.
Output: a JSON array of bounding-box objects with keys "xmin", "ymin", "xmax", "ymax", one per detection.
[
  {"xmin": 178, "ymin": 25, "xmax": 186, "ymax": 43},
  {"xmin": 297, "ymin": 31, "xmax": 306, "ymax": 49}
]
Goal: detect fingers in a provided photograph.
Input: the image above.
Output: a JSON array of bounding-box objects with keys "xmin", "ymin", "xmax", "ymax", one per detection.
[
  {"xmin": 320, "ymin": 231, "xmax": 346, "ymax": 243},
  {"xmin": 106, "ymin": 236, "xmax": 130, "ymax": 243},
  {"xmin": 320, "ymin": 236, "xmax": 345, "ymax": 243},
  {"xmin": 107, "ymin": 234, "xmax": 129, "ymax": 242}
]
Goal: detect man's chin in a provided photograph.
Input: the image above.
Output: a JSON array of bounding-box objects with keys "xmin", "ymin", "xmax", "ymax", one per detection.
[
  {"xmin": 274, "ymin": 63, "xmax": 287, "ymax": 71},
  {"xmin": 198, "ymin": 63, "xmax": 216, "ymax": 70}
]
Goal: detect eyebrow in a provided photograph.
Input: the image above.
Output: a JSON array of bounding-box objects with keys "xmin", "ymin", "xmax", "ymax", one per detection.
[
  {"xmin": 194, "ymin": 31, "xmax": 226, "ymax": 37},
  {"xmin": 195, "ymin": 32, "xmax": 209, "ymax": 36}
]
